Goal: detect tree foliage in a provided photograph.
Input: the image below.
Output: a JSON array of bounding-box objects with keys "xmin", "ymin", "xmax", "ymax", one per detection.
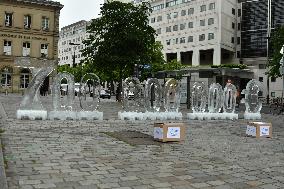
[
  {"xmin": 81, "ymin": 1, "xmax": 164, "ymax": 82},
  {"xmin": 268, "ymin": 26, "xmax": 284, "ymax": 77}
]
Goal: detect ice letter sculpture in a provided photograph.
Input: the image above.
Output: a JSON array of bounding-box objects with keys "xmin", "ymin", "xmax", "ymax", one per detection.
[
  {"xmin": 77, "ymin": 73, "xmax": 103, "ymax": 120},
  {"xmin": 162, "ymin": 79, "xmax": 182, "ymax": 120},
  {"xmin": 49, "ymin": 72, "xmax": 76, "ymax": 120},
  {"xmin": 242, "ymin": 79, "xmax": 263, "ymax": 120},
  {"xmin": 188, "ymin": 82, "xmax": 207, "ymax": 120},
  {"xmin": 16, "ymin": 67, "xmax": 54, "ymax": 120},
  {"xmin": 119, "ymin": 77, "xmax": 144, "ymax": 120},
  {"xmin": 208, "ymin": 83, "xmax": 223, "ymax": 113},
  {"xmin": 223, "ymin": 83, "xmax": 238, "ymax": 119},
  {"xmin": 145, "ymin": 78, "xmax": 162, "ymax": 112}
]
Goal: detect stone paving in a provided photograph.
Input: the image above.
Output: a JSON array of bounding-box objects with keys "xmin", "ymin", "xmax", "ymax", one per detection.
[{"xmin": 0, "ymin": 94, "xmax": 283, "ymax": 189}]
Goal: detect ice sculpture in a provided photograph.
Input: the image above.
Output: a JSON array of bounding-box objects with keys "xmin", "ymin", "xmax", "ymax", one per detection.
[
  {"xmin": 145, "ymin": 78, "xmax": 162, "ymax": 112},
  {"xmin": 164, "ymin": 79, "xmax": 180, "ymax": 112},
  {"xmin": 16, "ymin": 66, "xmax": 54, "ymax": 120},
  {"xmin": 48, "ymin": 72, "xmax": 76, "ymax": 120},
  {"xmin": 119, "ymin": 77, "xmax": 145, "ymax": 120},
  {"xmin": 208, "ymin": 83, "xmax": 223, "ymax": 113},
  {"xmin": 242, "ymin": 79, "xmax": 263, "ymax": 119},
  {"xmin": 77, "ymin": 73, "xmax": 103, "ymax": 120},
  {"xmin": 223, "ymin": 83, "xmax": 237, "ymax": 113},
  {"xmin": 191, "ymin": 82, "xmax": 207, "ymax": 113}
]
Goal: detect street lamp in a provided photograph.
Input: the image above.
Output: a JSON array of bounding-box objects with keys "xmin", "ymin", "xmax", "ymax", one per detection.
[{"xmin": 69, "ymin": 42, "xmax": 80, "ymax": 67}]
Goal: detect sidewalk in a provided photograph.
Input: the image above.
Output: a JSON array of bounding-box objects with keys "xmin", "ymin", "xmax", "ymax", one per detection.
[{"xmin": 0, "ymin": 94, "xmax": 283, "ymax": 189}]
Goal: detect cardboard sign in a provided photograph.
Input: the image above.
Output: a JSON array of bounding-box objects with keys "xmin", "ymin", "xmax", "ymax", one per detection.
[
  {"xmin": 154, "ymin": 123, "xmax": 185, "ymax": 142},
  {"xmin": 246, "ymin": 122, "xmax": 272, "ymax": 138}
]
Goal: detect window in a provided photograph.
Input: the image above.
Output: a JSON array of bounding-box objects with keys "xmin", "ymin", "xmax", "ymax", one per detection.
[
  {"xmin": 157, "ymin": 16, "xmax": 162, "ymax": 22},
  {"xmin": 200, "ymin": 19, "xmax": 205, "ymax": 26},
  {"xmin": 199, "ymin": 34, "xmax": 205, "ymax": 41},
  {"xmin": 208, "ymin": 33, "xmax": 214, "ymax": 40},
  {"xmin": 238, "ymin": 9, "xmax": 241, "ymax": 17},
  {"xmin": 24, "ymin": 15, "xmax": 31, "ymax": 29},
  {"xmin": 22, "ymin": 42, "xmax": 31, "ymax": 56},
  {"xmin": 167, "ymin": 13, "xmax": 171, "ymax": 19},
  {"xmin": 151, "ymin": 17, "xmax": 155, "ymax": 23},
  {"xmin": 1, "ymin": 68, "xmax": 12, "ymax": 87},
  {"xmin": 237, "ymin": 51, "xmax": 240, "ymax": 58},
  {"xmin": 157, "ymin": 28, "xmax": 161, "ymax": 34},
  {"xmin": 188, "ymin": 36, "xmax": 193, "ymax": 42},
  {"xmin": 173, "ymin": 38, "xmax": 179, "ymax": 45},
  {"xmin": 41, "ymin": 44, "xmax": 48, "ymax": 58},
  {"xmin": 232, "ymin": 22, "xmax": 235, "ymax": 29},
  {"xmin": 173, "ymin": 12, "xmax": 178, "ymax": 18},
  {"xmin": 180, "ymin": 23, "xmax": 185, "ymax": 30},
  {"xmin": 231, "ymin": 37, "xmax": 235, "ymax": 44},
  {"xmin": 271, "ymin": 77, "xmax": 276, "ymax": 82},
  {"xmin": 20, "ymin": 69, "xmax": 30, "ymax": 89},
  {"xmin": 200, "ymin": 5, "xmax": 206, "ymax": 12},
  {"xmin": 166, "ymin": 26, "xmax": 171, "ymax": 32},
  {"xmin": 188, "ymin": 22, "xmax": 193, "ymax": 28},
  {"xmin": 188, "ymin": 8, "xmax": 194, "ymax": 15},
  {"xmin": 238, "ymin": 23, "xmax": 241, "ymax": 30},
  {"xmin": 166, "ymin": 39, "xmax": 171, "ymax": 45},
  {"xmin": 4, "ymin": 40, "xmax": 12, "ymax": 55},
  {"xmin": 180, "ymin": 37, "xmax": 185, "ymax": 44},
  {"xmin": 271, "ymin": 92, "xmax": 275, "ymax": 97},
  {"xmin": 259, "ymin": 77, "xmax": 263, "ymax": 82},
  {"xmin": 181, "ymin": 10, "xmax": 186, "ymax": 16},
  {"xmin": 5, "ymin": 13, "xmax": 13, "ymax": 27},
  {"xmin": 173, "ymin": 25, "xmax": 178, "ymax": 31},
  {"xmin": 237, "ymin": 37, "xmax": 240, "ymax": 44},
  {"xmin": 208, "ymin": 18, "xmax": 214, "ymax": 25},
  {"xmin": 232, "ymin": 8, "xmax": 235, "ymax": 15},
  {"xmin": 42, "ymin": 17, "xmax": 49, "ymax": 30},
  {"xmin": 209, "ymin": 3, "xmax": 215, "ymax": 10}
]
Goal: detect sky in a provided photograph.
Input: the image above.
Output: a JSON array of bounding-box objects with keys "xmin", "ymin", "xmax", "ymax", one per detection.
[{"xmin": 56, "ymin": 0, "xmax": 104, "ymax": 29}]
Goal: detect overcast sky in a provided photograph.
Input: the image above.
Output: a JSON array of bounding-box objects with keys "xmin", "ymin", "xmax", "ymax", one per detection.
[{"xmin": 57, "ymin": 0, "xmax": 104, "ymax": 29}]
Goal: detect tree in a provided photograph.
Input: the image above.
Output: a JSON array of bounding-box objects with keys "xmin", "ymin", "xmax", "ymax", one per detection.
[
  {"xmin": 81, "ymin": 1, "xmax": 162, "ymax": 100},
  {"xmin": 268, "ymin": 26, "xmax": 284, "ymax": 77}
]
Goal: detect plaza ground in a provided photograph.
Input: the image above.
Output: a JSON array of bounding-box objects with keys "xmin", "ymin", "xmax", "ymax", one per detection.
[{"xmin": 0, "ymin": 94, "xmax": 283, "ymax": 189}]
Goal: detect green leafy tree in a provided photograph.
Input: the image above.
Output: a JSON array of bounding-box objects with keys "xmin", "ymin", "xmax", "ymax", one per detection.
[
  {"xmin": 268, "ymin": 26, "xmax": 284, "ymax": 77},
  {"xmin": 81, "ymin": 1, "xmax": 163, "ymax": 100},
  {"xmin": 57, "ymin": 65, "xmax": 83, "ymax": 82}
]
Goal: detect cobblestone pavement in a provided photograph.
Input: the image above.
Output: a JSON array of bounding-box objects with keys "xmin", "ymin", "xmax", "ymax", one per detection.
[{"xmin": 0, "ymin": 94, "xmax": 284, "ymax": 189}]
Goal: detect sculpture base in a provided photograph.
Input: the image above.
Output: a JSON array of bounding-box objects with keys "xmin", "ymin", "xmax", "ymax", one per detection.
[
  {"xmin": 48, "ymin": 111, "xmax": 77, "ymax": 120},
  {"xmin": 118, "ymin": 112, "xmax": 183, "ymax": 121},
  {"xmin": 16, "ymin": 110, "xmax": 47, "ymax": 120},
  {"xmin": 77, "ymin": 111, "xmax": 103, "ymax": 120},
  {"xmin": 187, "ymin": 113, "xmax": 238, "ymax": 120},
  {"xmin": 244, "ymin": 112, "xmax": 261, "ymax": 120}
]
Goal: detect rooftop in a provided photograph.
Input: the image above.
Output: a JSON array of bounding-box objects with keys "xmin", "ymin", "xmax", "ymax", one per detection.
[{"xmin": 7, "ymin": 0, "xmax": 63, "ymax": 8}]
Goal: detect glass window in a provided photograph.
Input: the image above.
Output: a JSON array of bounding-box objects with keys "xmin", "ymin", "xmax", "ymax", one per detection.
[
  {"xmin": 188, "ymin": 36, "xmax": 193, "ymax": 42},
  {"xmin": 4, "ymin": 40, "xmax": 12, "ymax": 55},
  {"xmin": 200, "ymin": 19, "xmax": 205, "ymax": 26},
  {"xmin": 208, "ymin": 18, "xmax": 214, "ymax": 25},
  {"xmin": 231, "ymin": 37, "xmax": 235, "ymax": 44},
  {"xmin": 42, "ymin": 17, "xmax": 49, "ymax": 30},
  {"xmin": 199, "ymin": 34, "xmax": 205, "ymax": 41},
  {"xmin": 20, "ymin": 69, "xmax": 30, "ymax": 89},
  {"xmin": 188, "ymin": 8, "xmax": 194, "ymax": 15},
  {"xmin": 232, "ymin": 8, "xmax": 235, "ymax": 15},
  {"xmin": 1, "ymin": 68, "xmax": 12, "ymax": 87},
  {"xmin": 151, "ymin": 17, "xmax": 155, "ymax": 23},
  {"xmin": 157, "ymin": 28, "xmax": 161, "ymax": 34},
  {"xmin": 24, "ymin": 15, "xmax": 32, "ymax": 29},
  {"xmin": 180, "ymin": 37, "xmax": 185, "ymax": 44},
  {"xmin": 232, "ymin": 22, "xmax": 235, "ymax": 29},
  {"xmin": 238, "ymin": 23, "xmax": 241, "ymax": 30},
  {"xmin": 259, "ymin": 77, "xmax": 263, "ymax": 82},
  {"xmin": 173, "ymin": 25, "xmax": 178, "ymax": 31},
  {"xmin": 208, "ymin": 33, "xmax": 214, "ymax": 40},
  {"xmin": 271, "ymin": 92, "xmax": 275, "ymax": 97},
  {"xmin": 167, "ymin": 13, "xmax": 171, "ymax": 19},
  {"xmin": 200, "ymin": 5, "xmax": 206, "ymax": 12},
  {"xmin": 188, "ymin": 22, "xmax": 194, "ymax": 28},
  {"xmin": 181, "ymin": 10, "xmax": 186, "ymax": 16},
  {"xmin": 238, "ymin": 9, "xmax": 241, "ymax": 17},
  {"xmin": 23, "ymin": 42, "xmax": 31, "ymax": 56},
  {"xmin": 166, "ymin": 26, "xmax": 171, "ymax": 32},
  {"xmin": 166, "ymin": 39, "xmax": 171, "ymax": 45},
  {"xmin": 237, "ymin": 37, "xmax": 240, "ymax": 44},
  {"xmin": 41, "ymin": 44, "xmax": 48, "ymax": 58},
  {"xmin": 180, "ymin": 23, "xmax": 185, "ymax": 30},
  {"xmin": 157, "ymin": 16, "xmax": 162, "ymax": 22},
  {"xmin": 5, "ymin": 13, "xmax": 13, "ymax": 27},
  {"xmin": 209, "ymin": 3, "xmax": 215, "ymax": 10},
  {"xmin": 173, "ymin": 12, "xmax": 178, "ymax": 18}
]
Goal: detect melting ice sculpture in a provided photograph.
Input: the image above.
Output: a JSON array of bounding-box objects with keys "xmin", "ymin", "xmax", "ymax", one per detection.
[
  {"xmin": 145, "ymin": 78, "xmax": 162, "ymax": 112},
  {"xmin": 191, "ymin": 82, "xmax": 207, "ymax": 113},
  {"xmin": 16, "ymin": 66, "xmax": 54, "ymax": 120},
  {"xmin": 242, "ymin": 79, "xmax": 263, "ymax": 119},
  {"xmin": 49, "ymin": 72, "xmax": 76, "ymax": 120},
  {"xmin": 223, "ymin": 83, "xmax": 237, "ymax": 113},
  {"xmin": 79, "ymin": 73, "xmax": 101, "ymax": 111},
  {"xmin": 208, "ymin": 83, "xmax": 223, "ymax": 113},
  {"xmin": 122, "ymin": 77, "xmax": 144, "ymax": 112},
  {"xmin": 77, "ymin": 73, "xmax": 103, "ymax": 120},
  {"xmin": 164, "ymin": 79, "xmax": 181, "ymax": 112}
]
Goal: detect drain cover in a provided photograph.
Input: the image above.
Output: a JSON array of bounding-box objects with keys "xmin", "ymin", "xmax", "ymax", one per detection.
[{"xmin": 104, "ymin": 131, "xmax": 161, "ymax": 146}]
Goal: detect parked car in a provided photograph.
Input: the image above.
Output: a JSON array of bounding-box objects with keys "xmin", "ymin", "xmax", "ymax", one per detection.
[{"xmin": 100, "ymin": 89, "xmax": 111, "ymax": 99}]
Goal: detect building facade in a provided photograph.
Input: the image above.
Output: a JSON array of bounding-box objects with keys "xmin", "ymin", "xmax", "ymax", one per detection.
[
  {"xmin": 58, "ymin": 20, "xmax": 89, "ymax": 67},
  {"xmin": 0, "ymin": 0, "xmax": 63, "ymax": 93}
]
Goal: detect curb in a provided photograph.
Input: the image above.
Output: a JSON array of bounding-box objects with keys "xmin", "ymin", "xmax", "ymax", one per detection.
[{"xmin": 0, "ymin": 102, "xmax": 8, "ymax": 189}]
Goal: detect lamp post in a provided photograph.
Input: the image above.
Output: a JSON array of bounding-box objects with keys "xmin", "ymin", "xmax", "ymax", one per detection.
[{"xmin": 69, "ymin": 42, "xmax": 80, "ymax": 67}]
